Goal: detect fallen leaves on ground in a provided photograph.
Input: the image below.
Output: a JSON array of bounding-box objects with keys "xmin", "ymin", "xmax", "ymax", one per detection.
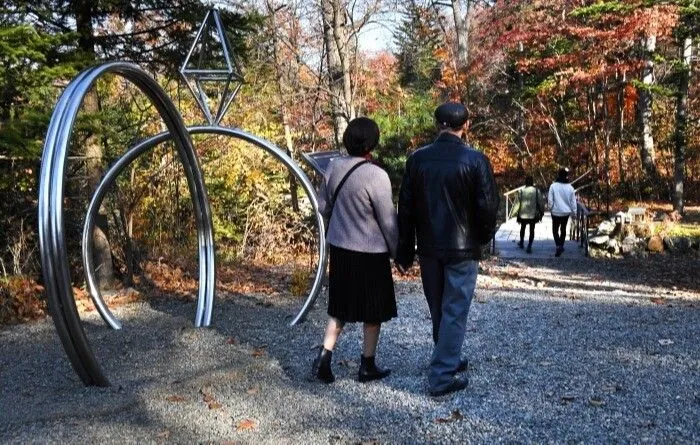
[
  {"xmin": 435, "ymin": 410, "xmax": 464, "ymax": 423},
  {"xmin": 165, "ymin": 395, "xmax": 187, "ymax": 402},
  {"xmin": 235, "ymin": 418, "xmax": 257, "ymax": 431},
  {"xmin": 589, "ymin": 397, "xmax": 606, "ymax": 407},
  {"xmin": 251, "ymin": 348, "xmax": 266, "ymax": 358},
  {"xmin": 199, "ymin": 386, "xmax": 223, "ymax": 409},
  {"xmin": 0, "ymin": 277, "xmax": 45, "ymax": 324},
  {"xmin": 561, "ymin": 394, "xmax": 576, "ymax": 404}
]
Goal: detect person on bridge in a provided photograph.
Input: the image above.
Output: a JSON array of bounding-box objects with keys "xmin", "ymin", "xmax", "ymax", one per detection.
[
  {"xmin": 396, "ymin": 102, "xmax": 499, "ymax": 397},
  {"xmin": 548, "ymin": 168, "xmax": 577, "ymax": 257},
  {"xmin": 310, "ymin": 117, "xmax": 398, "ymax": 385},
  {"xmin": 511, "ymin": 175, "xmax": 545, "ymax": 254}
]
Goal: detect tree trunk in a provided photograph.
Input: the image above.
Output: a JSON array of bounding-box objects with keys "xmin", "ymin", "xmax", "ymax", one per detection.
[
  {"xmin": 673, "ymin": 37, "xmax": 692, "ymax": 214},
  {"xmin": 450, "ymin": 0, "xmax": 470, "ymax": 69},
  {"xmin": 637, "ymin": 34, "xmax": 659, "ymax": 183},
  {"xmin": 321, "ymin": 0, "xmax": 354, "ymax": 148},
  {"xmin": 267, "ymin": 0, "xmax": 299, "ymax": 211},
  {"xmin": 616, "ymin": 72, "xmax": 626, "ymax": 187},
  {"xmin": 73, "ymin": 0, "xmax": 115, "ymax": 289}
]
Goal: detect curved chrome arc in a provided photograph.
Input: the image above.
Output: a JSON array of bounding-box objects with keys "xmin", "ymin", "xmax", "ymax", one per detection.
[
  {"xmin": 83, "ymin": 126, "xmax": 326, "ymax": 330},
  {"xmin": 39, "ymin": 67, "xmax": 100, "ymax": 385},
  {"xmin": 39, "ymin": 61, "xmax": 215, "ymax": 386}
]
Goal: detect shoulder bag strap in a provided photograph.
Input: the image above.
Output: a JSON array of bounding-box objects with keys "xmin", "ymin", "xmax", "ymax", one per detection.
[{"xmin": 328, "ymin": 160, "xmax": 370, "ymax": 221}]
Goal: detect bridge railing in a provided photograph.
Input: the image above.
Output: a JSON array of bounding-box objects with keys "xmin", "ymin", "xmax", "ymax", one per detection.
[
  {"xmin": 570, "ymin": 182, "xmax": 595, "ymax": 256},
  {"xmin": 503, "ymin": 185, "xmax": 526, "ymax": 220}
]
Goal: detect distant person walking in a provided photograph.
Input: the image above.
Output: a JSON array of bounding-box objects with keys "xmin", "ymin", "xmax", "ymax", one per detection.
[
  {"xmin": 396, "ymin": 102, "xmax": 499, "ymax": 397},
  {"xmin": 510, "ymin": 175, "xmax": 544, "ymax": 254},
  {"xmin": 548, "ymin": 168, "xmax": 577, "ymax": 257},
  {"xmin": 310, "ymin": 117, "xmax": 398, "ymax": 385}
]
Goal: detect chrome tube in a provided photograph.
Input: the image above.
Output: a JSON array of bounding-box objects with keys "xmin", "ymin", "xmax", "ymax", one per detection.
[
  {"xmin": 39, "ymin": 62, "xmax": 214, "ymax": 386},
  {"xmin": 42, "ymin": 61, "xmax": 325, "ymax": 387},
  {"xmin": 82, "ymin": 126, "xmax": 326, "ymax": 329}
]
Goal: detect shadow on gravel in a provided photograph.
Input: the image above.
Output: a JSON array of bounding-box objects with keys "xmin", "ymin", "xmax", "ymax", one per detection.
[
  {"xmin": 1, "ymin": 278, "xmax": 698, "ymax": 442},
  {"xmin": 490, "ymin": 254, "xmax": 700, "ymax": 294}
]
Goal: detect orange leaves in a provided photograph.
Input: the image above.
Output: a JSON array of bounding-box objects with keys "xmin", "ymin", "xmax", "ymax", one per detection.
[
  {"xmin": 235, "ymin": 418, "xmax": 257, "ymax": 431},
  {"xmin": 0, "ymin": 277, "xmax": 46, "ymax": 325}
]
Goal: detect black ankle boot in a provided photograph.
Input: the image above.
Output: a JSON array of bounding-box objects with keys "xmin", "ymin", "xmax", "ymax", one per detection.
[
  {"xmin": 358, "ymin": 355, "xmax": 391, "ymax": 383},
  {"xmin": 311, "ymin": 348, "xmax": 335, "ymax": 383}
]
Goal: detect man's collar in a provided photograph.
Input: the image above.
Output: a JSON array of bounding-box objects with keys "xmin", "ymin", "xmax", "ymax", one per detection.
[{"xmin": 435, "ymin": 132, "xmax": 464, "ymax": 144}]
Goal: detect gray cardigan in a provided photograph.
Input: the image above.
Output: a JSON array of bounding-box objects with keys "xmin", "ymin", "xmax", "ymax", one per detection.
[{"xmin": 318, "ymin": 156, "xmax": 398, "ymax": 258}]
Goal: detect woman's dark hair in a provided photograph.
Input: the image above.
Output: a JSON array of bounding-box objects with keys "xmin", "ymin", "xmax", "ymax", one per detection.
[
  {"xmin": 556, "ymin": 168, "xmax": 570, "ymax": 183},
  {"xmin": 343, "ymin": 117, "xmax": 380, "ymax": 156},
  {"xmin": 525, "ymin": 175, "xmax": 534, "ymax": 187}
]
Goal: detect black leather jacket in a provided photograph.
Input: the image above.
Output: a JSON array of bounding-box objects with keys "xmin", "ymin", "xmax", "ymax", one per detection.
[{"xmin": 397, "ymin": 132, "xmax": 499, "ymax": 265}]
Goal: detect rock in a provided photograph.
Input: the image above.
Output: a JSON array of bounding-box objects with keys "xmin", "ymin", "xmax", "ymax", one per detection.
[
  {"xmin": 648, "ymin": 235, "xmax": 664, "ymax": 252},
  {"xmin": 621, "ymin": 236, "xmax": 639, "ymax": 256},
  {"xmin": 590, "ymin": 235, "xmax": 610, "ymax": 246},
  {"xmin": 664, "ymin": 236, "xmax": 692, "ymax": 252},
  {"xmin": 663, "ymin": 236, "xmax": 675, "ymax": 250},
  {"xmin": 692, "ymin": 237, "xmax": 700, "ymax": 250},
  {"xmin": 607, "ymin": 239, "xmax": 620, "ymax": 254},
  {"xmin": 597, "ymin": 220, "xmax": 616, "ymax": 236}
]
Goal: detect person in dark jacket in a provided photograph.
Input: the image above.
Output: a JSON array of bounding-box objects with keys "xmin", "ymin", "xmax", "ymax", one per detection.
[{"xmin": 396, "ymin": 102, "xmax": 499, "ymax": 397}]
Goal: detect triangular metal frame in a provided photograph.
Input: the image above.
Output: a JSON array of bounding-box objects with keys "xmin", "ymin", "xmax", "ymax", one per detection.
[{"xmin": 180, "ymin": 8, "xmax": 244, "ymax": 125}]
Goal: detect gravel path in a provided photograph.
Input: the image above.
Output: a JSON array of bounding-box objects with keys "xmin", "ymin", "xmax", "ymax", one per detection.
[{"xmin": 1, "ymin": 258, "xmax": 699, "ymax": 443}]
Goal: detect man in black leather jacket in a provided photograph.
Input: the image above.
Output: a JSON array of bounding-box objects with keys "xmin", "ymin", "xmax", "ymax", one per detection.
[{"xmin": 396, "ymin": 102, "xmax": 499, "ymax": 397}]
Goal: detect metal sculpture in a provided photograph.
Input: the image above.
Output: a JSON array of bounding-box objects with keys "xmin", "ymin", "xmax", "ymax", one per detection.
[{"xmin": 39, "ymin": 9, "xmax": 327, "ymax": 386}]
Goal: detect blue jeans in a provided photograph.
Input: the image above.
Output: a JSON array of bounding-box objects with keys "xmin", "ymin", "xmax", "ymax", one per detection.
[{"xmin": 419, "ymin": 256, "xmax": 478, "ymax": 392}]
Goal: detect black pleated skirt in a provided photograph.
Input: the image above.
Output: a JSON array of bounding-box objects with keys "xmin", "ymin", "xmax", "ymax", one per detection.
[{"xmin": 327, "ymin": 245, "xmax": 397, "ymax": 323}]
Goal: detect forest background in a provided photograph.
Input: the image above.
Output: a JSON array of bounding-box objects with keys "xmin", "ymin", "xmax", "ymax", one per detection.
[{"xmin": 0, "ymin": 0, "xmax": 698, "ymax": 323}]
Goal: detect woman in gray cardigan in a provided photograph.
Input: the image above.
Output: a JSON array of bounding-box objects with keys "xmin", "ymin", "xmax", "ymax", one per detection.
[{"xmin": 310, "ymin": 117, "xmax": 399, "ymax": 384}]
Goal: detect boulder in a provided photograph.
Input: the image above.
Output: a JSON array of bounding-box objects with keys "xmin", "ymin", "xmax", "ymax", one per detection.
[
  {"xmin": 676, "ymin": 237, "xmax": 691, "ymax": 252},
  {"xmin": 621, "ymin": 236, "xmax": 639, "ymax": 255},
  {"xmin": 664, "ymin": 236, "xmax": 692, "ymax": 252},
  {"xmin": 597, "ymin": 220, "xmax": 616, "ymax": 236},
  {"xmin": 589, "ymin": 235, "xmax": 610, "ymax": 246},
  {"xmin": 663, "ymin": 236, "xmax": 675, "ymax": 250},
  {"xmin": 648, "ymin": 235, "xmax": 664, "ymax": 252},
  {"xmin": 607, "ymin": 239, "xmax": 621, "ymax": 254},
  {"xmin": 692, "ymin": 237, "xmax": 700, "ymax": 250}
]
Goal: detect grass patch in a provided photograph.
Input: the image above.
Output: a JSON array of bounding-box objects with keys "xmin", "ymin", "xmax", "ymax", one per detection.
[{"xmin": 667, "ymin": 224, "xmax": 700, "ymax": 238}]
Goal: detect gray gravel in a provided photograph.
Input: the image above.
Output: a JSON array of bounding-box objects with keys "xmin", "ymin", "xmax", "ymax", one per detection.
[{"xmin": 1, "ymin": 259, "xmax": 699, "ymax": 444}]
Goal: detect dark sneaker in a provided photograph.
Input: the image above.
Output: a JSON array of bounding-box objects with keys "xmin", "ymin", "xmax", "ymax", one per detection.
[
  {"xmin": 517, "ymin": 241, "xmax": 524, "ymax": 249},
  {"xmin": 555, "ymin": 246, "xmax": 563, "ymax": 257},
  {"xmin": 429, "ymin": 377, "xmax": 469, "ymax": 397}
]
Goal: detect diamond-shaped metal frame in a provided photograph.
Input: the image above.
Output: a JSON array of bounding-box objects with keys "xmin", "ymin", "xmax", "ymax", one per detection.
[{"xmin": 180, "ymin": 9, "xmax": 244, "ymax": 125}]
